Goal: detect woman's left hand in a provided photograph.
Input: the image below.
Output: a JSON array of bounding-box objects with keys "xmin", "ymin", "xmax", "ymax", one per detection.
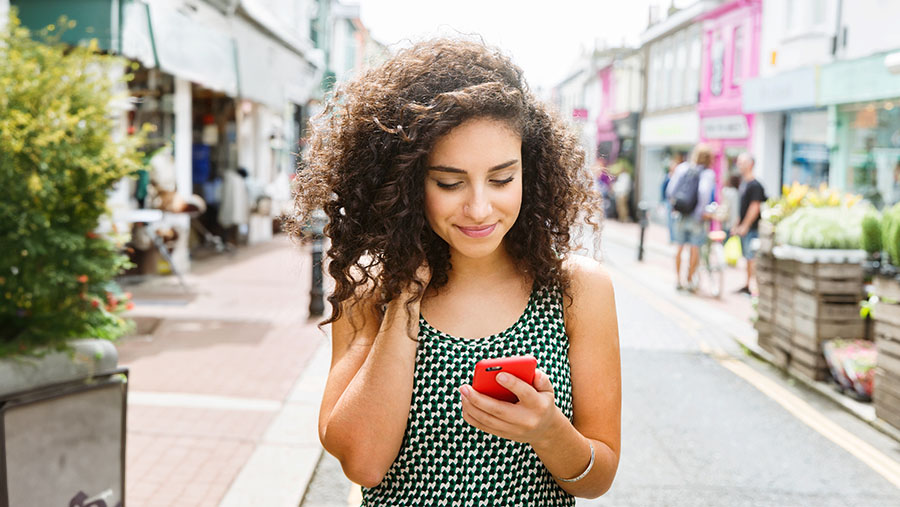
[{"xmin": 459, "ymin": 369, "xmax": 562, "ymax": 445}]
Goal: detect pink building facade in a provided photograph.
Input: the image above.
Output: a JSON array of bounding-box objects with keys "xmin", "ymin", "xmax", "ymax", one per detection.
[{"xmin": 697, "ymin": 0, "xmax": 762, "ymax": 184}]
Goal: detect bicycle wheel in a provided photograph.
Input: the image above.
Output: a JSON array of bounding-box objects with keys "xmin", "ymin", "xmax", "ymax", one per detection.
[{"xmin": 706, "ymin": 242, "xmax": 725, "ymax": 298}]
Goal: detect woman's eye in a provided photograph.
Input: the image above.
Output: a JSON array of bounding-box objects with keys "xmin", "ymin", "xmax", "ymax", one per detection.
[
  {"xmin": 436, "ymin": 181, "xmax": 462, "ymax": 189},
  {"xmin": 491, "ymin": 177, "xmax": 515, "ymax": 186}
]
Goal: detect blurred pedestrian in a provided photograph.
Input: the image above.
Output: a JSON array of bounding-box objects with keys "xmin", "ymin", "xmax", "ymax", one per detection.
[
  {"xmin": 611, "ymin": 161, "xmax": 633, "ymax": 222},
  {"xmin": 721, "ymin": 172, "xmax": 741, "ymax": 235},
  {"xmin": 294, "ymin": 38, "xmax": 621, "ymax": 505},
  {"xmin": 732, "ymin": 153, "xmax": 766, "ymax": 295},
  {"xmin": 662, "ymin": 151, "xmax": 686, "ymax": 243},
  {"xmin": 666, "ymin": 144, "xmax": 716, "ymax": 292}
]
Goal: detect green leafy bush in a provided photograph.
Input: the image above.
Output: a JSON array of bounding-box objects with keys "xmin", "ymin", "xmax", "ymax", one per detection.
[
  {"xmin": 0, "ymin": 14, "xmax": 145, "ymax": 356},
  {"xmin": 861, "ymin": 210, "xmax": 882, "ymax": 255},
  {"xmin": 882, "ymin": 203, "xmax": 900, "ymax": 264}
]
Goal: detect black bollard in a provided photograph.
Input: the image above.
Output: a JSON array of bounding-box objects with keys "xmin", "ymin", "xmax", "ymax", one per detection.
[
  {"xmin": 309, "ymin": 237, "xmax": 325, "ymax": 317},
  {"xmin": 308, "ymin": 209, "xmax": 328, "ymax": 317},
  {"xmin": 637, "ymin": 201, "xmax": 649, "ymax": 262}
]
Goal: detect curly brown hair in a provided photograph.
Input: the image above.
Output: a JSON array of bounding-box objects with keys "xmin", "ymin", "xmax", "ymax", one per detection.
[{"xmin": 292, "ymin": 38, "xmax": 602, "ymax": 328}]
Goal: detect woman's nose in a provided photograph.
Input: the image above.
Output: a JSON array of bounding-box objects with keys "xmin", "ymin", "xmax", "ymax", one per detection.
[{"xmin": 464, "ymin": 189, "xmax": 492, "ymax": 221}]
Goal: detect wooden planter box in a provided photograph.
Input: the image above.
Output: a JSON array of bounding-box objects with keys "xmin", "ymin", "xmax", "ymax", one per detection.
[
  {"xmin": 766, "ymin": 250, "xmax": 866, "ymax": 382},
  {"xmin": 872, "ymin": 278, "xmax": 900, "ymax": 428}
]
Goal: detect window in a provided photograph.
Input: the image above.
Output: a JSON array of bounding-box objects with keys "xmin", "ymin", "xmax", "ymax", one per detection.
[
  {"xmin": 688, "ymin": 33, "xmax": 701, "ymax": 103},
  {"xmin": 663, "ymin": 45, "xmax": 674, "ymax": 108},
  {"xmin": 732, "ymin": 25, "xmax": 744, "ymax": 86},
  {"xmin": 812, "ymin": 0, "xmax": 827, "ymax": 27},
  {"xmin": 675, "ymin": 39, "xmax": 687, "ymax": 106}
]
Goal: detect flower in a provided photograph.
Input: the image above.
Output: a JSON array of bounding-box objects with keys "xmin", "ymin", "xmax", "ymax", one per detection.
[{"xmin": 77, "ymin": 274, "xmax": 88, "ymax": 283}]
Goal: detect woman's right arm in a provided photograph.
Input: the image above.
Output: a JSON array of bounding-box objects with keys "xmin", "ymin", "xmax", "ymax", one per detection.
[{"xmin": 318, "ymin": 294, "xmax": 420, "ymax": 488}]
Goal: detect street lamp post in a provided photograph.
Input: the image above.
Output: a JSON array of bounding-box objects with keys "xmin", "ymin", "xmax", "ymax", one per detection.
[
  {"xmin": 637, "ymin": 201, "xmax": 650, "ymax": 261},
  {"xmin": 307, "ymin": 209, "xmax": 328, "ymax": 317}
]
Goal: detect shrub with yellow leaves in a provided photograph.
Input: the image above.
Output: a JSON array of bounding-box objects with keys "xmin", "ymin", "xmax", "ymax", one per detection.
[
  {"xmin": 0, "ymin": 13, "xmax": 146, "ymax": 356},
  {"xmin": 762, "ymin": 182, "xmax": 864, "ymax": 225}
]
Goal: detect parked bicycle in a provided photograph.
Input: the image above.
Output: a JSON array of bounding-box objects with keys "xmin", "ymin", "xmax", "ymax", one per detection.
[{"xmin": 698, "ymin": 202, "xmax": 729, "ymax": 299}]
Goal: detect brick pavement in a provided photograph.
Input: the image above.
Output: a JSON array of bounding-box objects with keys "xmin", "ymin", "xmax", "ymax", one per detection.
[{"xmin": 118, "ymin": 237, "xmax": 328, "ymax": 507}]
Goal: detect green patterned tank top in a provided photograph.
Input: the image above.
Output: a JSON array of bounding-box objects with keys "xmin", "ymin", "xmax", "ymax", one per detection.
[{"xmin": 362, "ymin": 285, "xmax": 575, "ymax": 506}]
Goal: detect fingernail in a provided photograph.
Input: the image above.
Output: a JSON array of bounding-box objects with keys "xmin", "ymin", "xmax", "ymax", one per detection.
[
  {"xmin": 496, "ymin": 373, "xmax": 510, "ymax": 383},
  {"xmin": 459, "ymin": 385, "xmax": 470, "ymax": 397}
]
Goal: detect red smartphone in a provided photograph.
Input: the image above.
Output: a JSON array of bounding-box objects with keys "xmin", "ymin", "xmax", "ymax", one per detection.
[{"xmin": 471, "ymin": 356, "xmax": 537, "ymax": 403}]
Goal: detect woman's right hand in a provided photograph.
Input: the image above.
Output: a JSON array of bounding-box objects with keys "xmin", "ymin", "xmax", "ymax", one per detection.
[{"xmin": 398, "ymin": 260, "xmax": 432, "ymax": 303}]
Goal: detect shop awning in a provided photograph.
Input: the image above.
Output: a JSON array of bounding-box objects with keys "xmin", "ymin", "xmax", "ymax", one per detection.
[
  {"xmin": 232, "ymin": 16, "xmax": 317, "ymax": 109},
  {"xmin": 147, "ymin": 0, "xmax": 239, "ymax": 97}
]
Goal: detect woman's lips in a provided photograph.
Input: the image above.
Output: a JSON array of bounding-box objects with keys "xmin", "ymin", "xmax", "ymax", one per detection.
[{"xmin": 456, "ymin": 223, "xmax": 497, "ymax": 238}]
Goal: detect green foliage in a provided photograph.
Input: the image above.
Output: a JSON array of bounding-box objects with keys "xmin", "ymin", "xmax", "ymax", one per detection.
[
  {"xmin": 0, "ymin": 14, "xmax": 144, "ymax": 356},
  {"xmin": 882, "ymin": 203, "xmax": 900, "ymax": 265},
  {"xmin": 861, "ymin": 210, "xmax": 883, "ymax": 255},
  {"xmin": 774, "ymin": 206, "xmax": 869, "ymax": 250}
]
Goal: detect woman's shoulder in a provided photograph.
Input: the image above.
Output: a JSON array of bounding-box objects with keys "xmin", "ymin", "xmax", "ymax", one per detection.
[{"xmin": 562, "ymin": 255, "xmax": 614, "ymax": 305}]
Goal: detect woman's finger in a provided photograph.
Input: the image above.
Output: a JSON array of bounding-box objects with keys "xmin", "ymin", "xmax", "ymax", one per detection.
[{"xmin": 532, "ymin": 369, "xmax": 555, "ymax": 395}]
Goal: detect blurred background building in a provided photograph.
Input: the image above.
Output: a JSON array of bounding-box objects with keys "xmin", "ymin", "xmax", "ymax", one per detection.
[{"xmin": 553, "ymin": 0, "xmax": 900, "ymax": 226}]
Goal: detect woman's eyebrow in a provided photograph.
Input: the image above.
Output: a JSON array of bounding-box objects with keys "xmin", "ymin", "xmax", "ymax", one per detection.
[{"xmin": 427, "ymin": 159, "xmax": 519, "ymax": 174}]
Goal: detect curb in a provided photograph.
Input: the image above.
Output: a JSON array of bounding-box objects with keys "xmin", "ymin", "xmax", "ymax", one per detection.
[
  {"xmin": 731, "ymin": 332, "xmax": 900, "ymax": 445},
  {"xmin": 218, "ymin": 337, "xmax": 329, "ymax": 507}
]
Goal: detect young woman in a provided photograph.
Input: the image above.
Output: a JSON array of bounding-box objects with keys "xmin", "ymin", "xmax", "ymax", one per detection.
[{"xmin": 293, "ymin": 38, "xmax": 621, "ymax": 505}]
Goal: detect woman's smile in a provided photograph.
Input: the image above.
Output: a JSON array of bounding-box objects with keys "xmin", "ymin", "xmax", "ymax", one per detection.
[{"xmin": 456, "ymin": 223, "xmax": 497, "ymax": 238}]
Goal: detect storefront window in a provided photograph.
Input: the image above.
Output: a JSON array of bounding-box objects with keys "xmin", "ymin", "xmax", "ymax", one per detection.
[
  {"xmin": 784, "ymin": 110, "xmax": 830, "ymax": 189},
  {"xmin": 838, "ymin": 102, "xmax": 900, "ymax": 207},
  {"xmin": 732, "ymin": 26, "xmax": 744, "ymax": 86}
]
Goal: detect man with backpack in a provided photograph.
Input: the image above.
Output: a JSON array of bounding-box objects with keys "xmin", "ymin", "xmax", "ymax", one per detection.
[{"xmin": 666, "ymin": 144, "xmax": 717, "ymax": 292}]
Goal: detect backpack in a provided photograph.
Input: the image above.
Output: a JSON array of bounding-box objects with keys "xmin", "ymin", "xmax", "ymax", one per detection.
[{"xmin": 670, "ymin": 165, "xmax": 701, "ymax": 215}]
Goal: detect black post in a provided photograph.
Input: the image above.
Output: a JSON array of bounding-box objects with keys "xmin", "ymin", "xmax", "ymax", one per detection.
[
  {"xmin": 309, "ymin": 237, "xmax": 325, "ymax": 317},
  {"xmin": 308, "ymin": 210, "xmax": 328, "ymax": 317},
  {"xmin": 637, "ymin": 201, "xmax": 649, "ymax": 262}
]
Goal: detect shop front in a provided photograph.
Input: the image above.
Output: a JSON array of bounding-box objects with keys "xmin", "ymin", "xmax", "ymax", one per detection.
[
  {"xmin": 820, "ymin": 51, "xmax": 900, "ymax": 208},
  {"xmin": 743, "ymin": 66, "xmax": 823, "ymax": 191},
  {"xmin": 697, "ymin": 0, "xmax": 761, "ymax": 186}
]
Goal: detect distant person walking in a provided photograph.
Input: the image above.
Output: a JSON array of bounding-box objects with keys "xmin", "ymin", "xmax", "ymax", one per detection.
[
  {"xmin": 662, "ymin": 151, "xmax": 686, "ymax": 243},
  {"xmin": 732, "ymin": 153, "xmax": 766, "ymax": 295},
  {"xmin": 666, "ymin": 144, "xmax": 716, "ymax": 292}
]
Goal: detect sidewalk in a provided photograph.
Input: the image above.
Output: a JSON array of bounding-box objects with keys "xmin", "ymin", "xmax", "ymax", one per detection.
[
  {"xmin": 118, "ymin": 237, "xmax": 328, "ymax": 506},
  {"xmin": 602, "ymin": 218, "xmax": 900, "ymax": 444}
]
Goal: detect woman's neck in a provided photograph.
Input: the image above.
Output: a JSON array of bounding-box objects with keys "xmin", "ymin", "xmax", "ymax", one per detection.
[{"xmin": 445, "ymin": 243, "xmax": 521, "ymax": 288}]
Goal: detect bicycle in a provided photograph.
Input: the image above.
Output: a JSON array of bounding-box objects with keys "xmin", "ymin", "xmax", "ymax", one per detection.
[{"xmin": 697, "ymin": 202, "xmax": 729, "ymax": 299}]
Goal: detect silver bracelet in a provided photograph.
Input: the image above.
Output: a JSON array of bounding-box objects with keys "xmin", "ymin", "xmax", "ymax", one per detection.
[{"xmin": 556, "ymin": 441, "xmax": 595, "ymax": 483}]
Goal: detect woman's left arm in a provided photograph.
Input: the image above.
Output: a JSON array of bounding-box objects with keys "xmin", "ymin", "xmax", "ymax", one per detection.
[{"xmin": 458, "ymin": 257, "xmax": 621, "ymax": 499}]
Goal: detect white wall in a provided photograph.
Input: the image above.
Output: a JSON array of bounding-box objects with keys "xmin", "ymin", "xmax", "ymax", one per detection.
[
  {"xmin": 757, "ymin": 0, "xmax": 837, "ymax": 76},
  {"xmin": 751, "ymin": 112, "xmax": 783, "ymax": 196},
  {"xmin": 840, "ymin": 0, "xmax": 900, "ymax": 60}
]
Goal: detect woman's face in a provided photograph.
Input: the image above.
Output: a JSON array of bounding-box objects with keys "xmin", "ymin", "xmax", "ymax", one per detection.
[{"xmin": 424, "ymin": 118, "xmax": 523, "ymax": 261}]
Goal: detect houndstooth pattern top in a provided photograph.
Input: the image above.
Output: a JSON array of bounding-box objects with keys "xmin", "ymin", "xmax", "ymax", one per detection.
[{"xmin": 361, "ymin": 285, "xmax": 575, "ymax": 506}]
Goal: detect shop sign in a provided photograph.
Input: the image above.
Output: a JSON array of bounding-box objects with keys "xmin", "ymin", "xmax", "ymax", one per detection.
[
  {"xmin": 819, "ymin": 53, "xmax": 900, "ymax": 105},
  {"xmin": 742, "ymin": 67, "xmax": 817, "ymax": 112},
  {"xmin": 701, "ymin": 115, "xmax": 749, "ymax": 139},
  {"xmin": 640, "ymin": 111, "xmax": 699, "ymax": 145}
]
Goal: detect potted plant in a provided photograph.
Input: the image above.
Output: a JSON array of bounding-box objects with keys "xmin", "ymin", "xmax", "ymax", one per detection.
[{"xmin": 0, "ymin": 14, "xmax": 144, "ymax": 506}]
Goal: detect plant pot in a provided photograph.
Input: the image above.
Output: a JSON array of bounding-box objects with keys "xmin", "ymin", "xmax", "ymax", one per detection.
[{"xmin": 0, "ymin": 339, "xmax": 127, "ymax": 507}]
